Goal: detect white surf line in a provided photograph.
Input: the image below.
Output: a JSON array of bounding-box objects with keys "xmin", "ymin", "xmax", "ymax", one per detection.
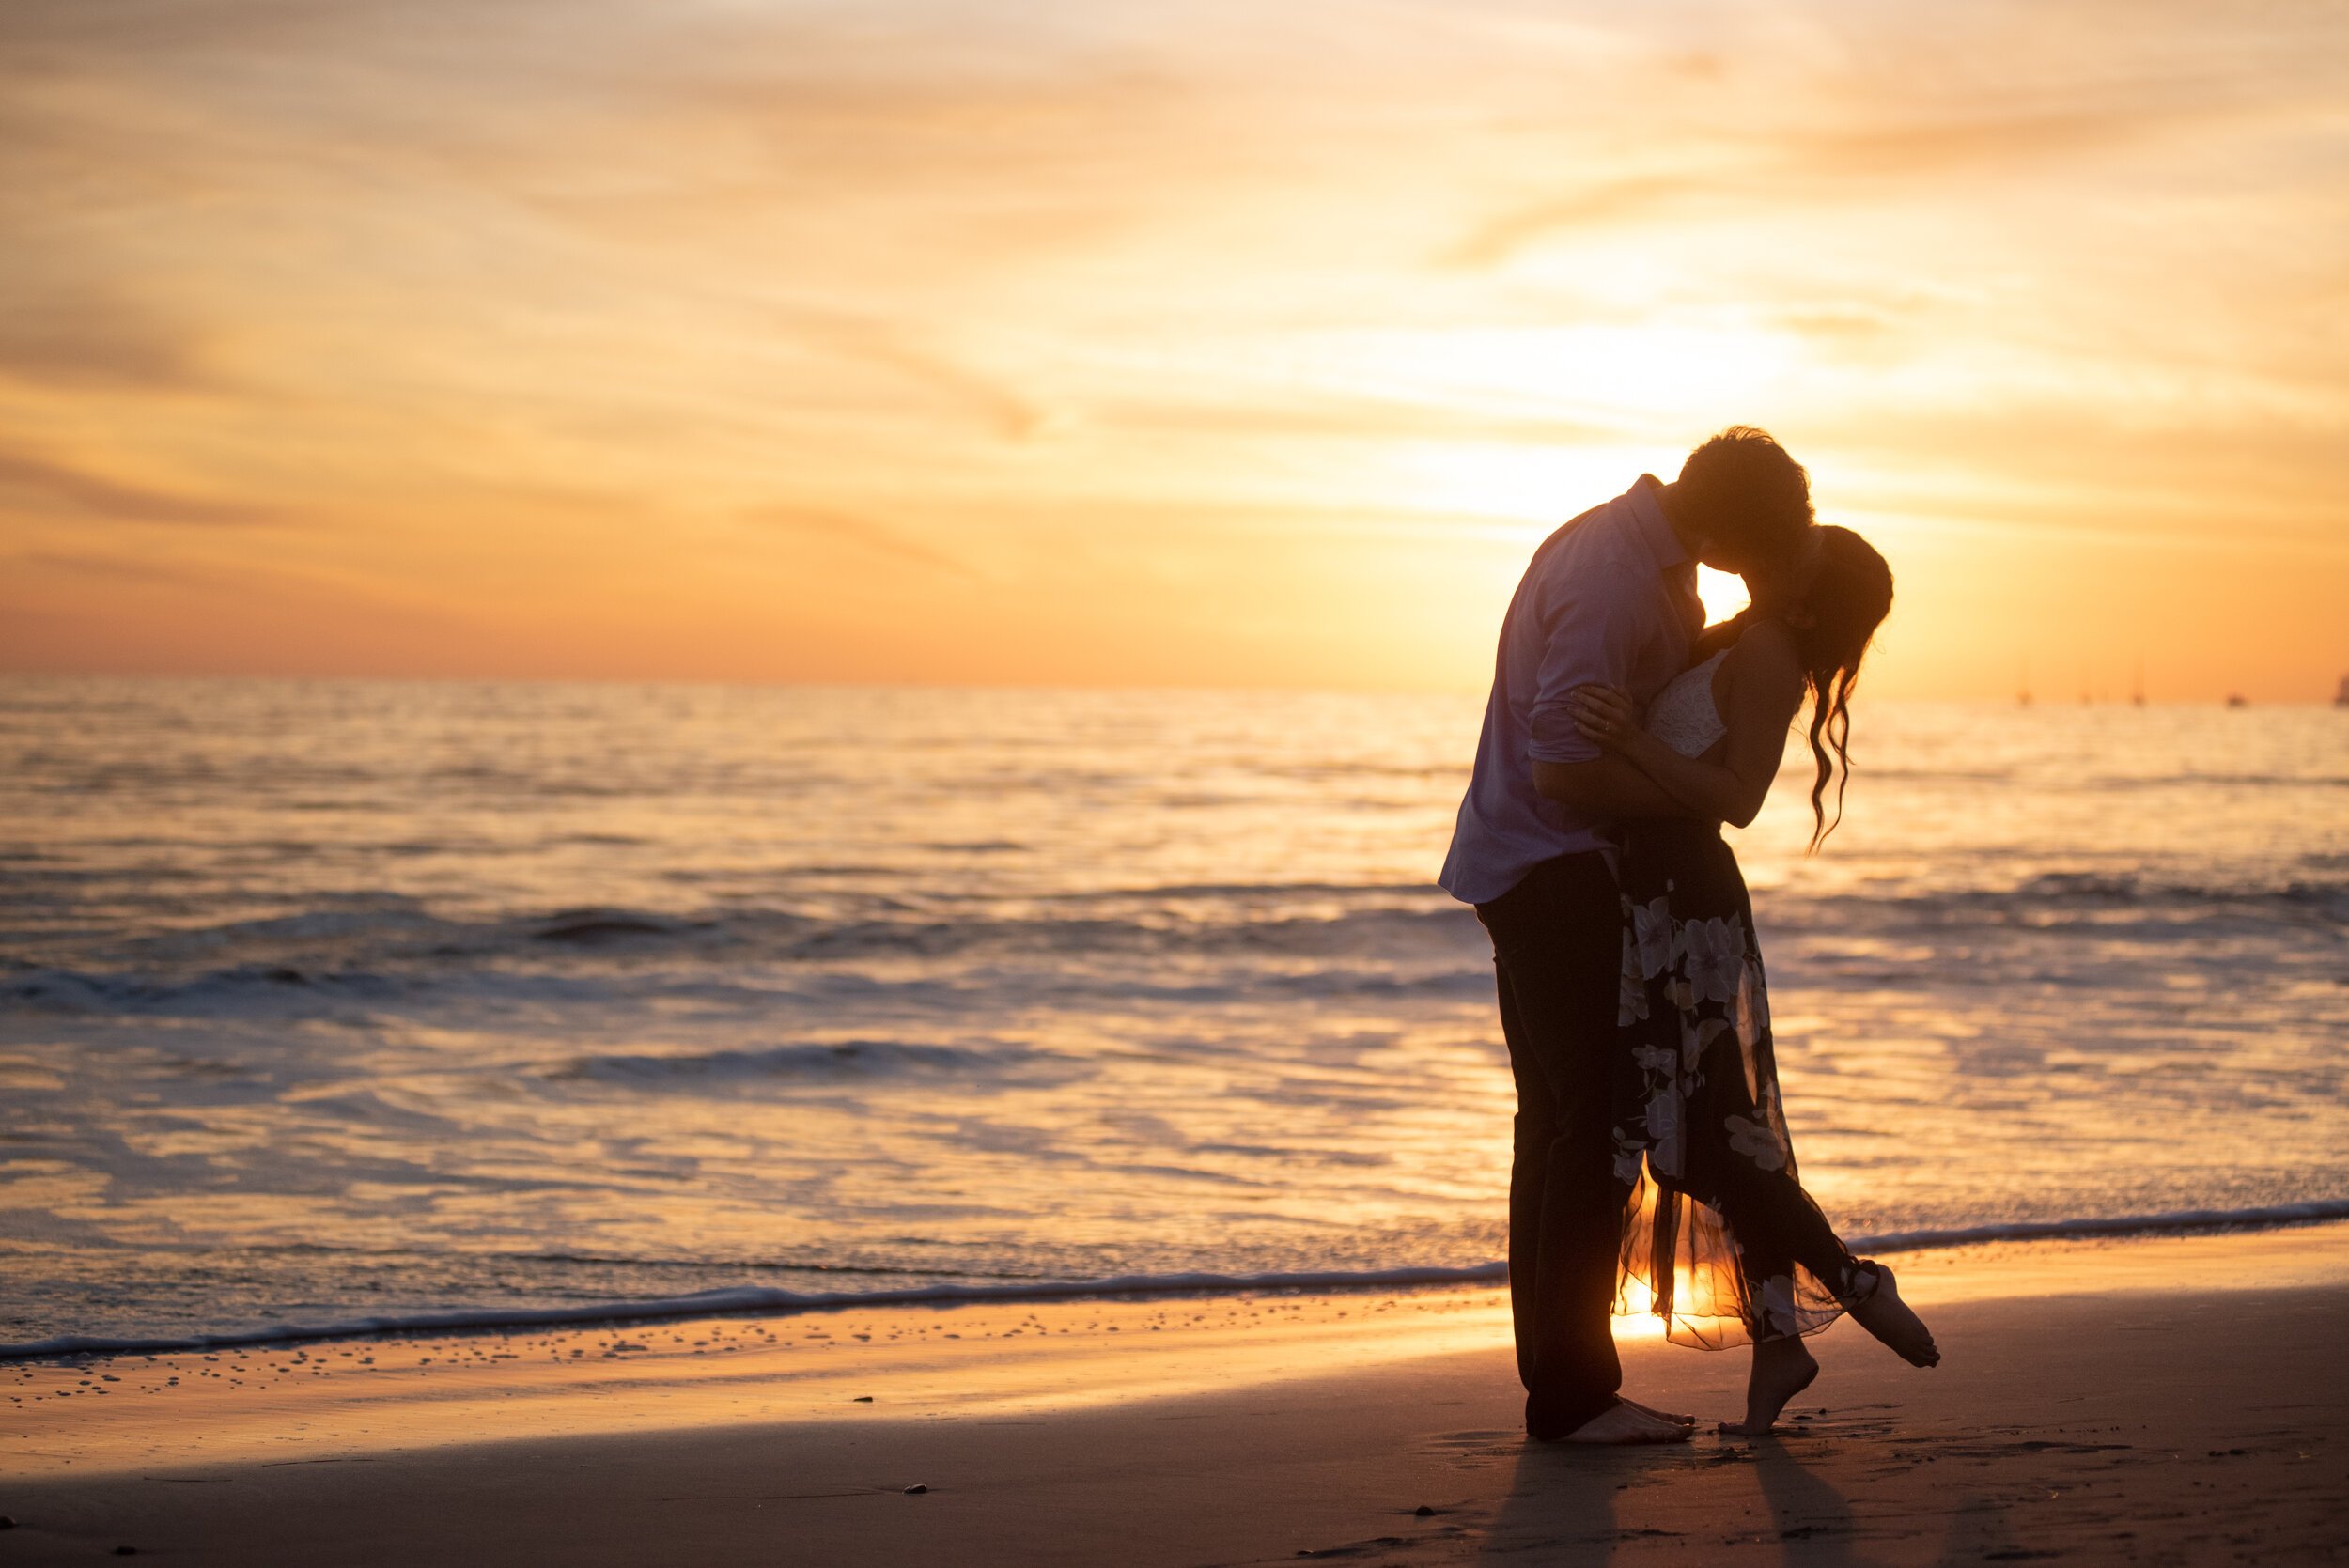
[
  {"xmin": 8, "ymin": 1199, "xmax": 2347, "ymax": 1361},
  {"xmin": 0, "ymin": 1263, "xmax": 1513, "ymax": 1361},
  {"xmin": 1845, "ymin": 1199, "xmax": 2349, "ymax": 1255}
]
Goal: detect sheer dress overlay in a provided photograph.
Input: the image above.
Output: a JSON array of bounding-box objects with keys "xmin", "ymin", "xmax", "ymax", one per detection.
[{"xmin": 1610, "ymin": 818, "xmax": 1864, "ymax": 1348}]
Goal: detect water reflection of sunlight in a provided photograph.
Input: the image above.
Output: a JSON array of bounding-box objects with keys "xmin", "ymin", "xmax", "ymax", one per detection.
[
  {"xmin": 1612, "ymin": 1172, "xmax": 1751, "ymax": 1343},
  {"xmin": 1614, "ymin": 1278, "xmax": 1670, "ymax": 1342},
  {"xmin": 16, "ymin": 682, "xmax": 2344, "ymax": 1344}
]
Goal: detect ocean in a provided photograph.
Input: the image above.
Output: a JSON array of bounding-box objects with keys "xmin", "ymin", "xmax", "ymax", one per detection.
[{"xmin": 3, "ymin": 677, "xmax": 2344, "ymax": 1355}]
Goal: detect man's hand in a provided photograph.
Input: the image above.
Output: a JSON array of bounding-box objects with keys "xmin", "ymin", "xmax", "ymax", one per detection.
[{"xmin": 1568, "ymin": 684, "xmax": 1641, "ymax": 753}]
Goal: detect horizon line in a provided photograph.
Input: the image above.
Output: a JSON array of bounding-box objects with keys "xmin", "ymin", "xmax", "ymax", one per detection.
[{"xmin": 3, "ymin": 667, "xmax": 2343, "ymax": 707}]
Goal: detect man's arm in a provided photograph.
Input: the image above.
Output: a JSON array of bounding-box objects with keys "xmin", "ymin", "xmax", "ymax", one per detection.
[{"xmin": 1525, "ymin": 559, "xmax": 1703, "ymax": 820}]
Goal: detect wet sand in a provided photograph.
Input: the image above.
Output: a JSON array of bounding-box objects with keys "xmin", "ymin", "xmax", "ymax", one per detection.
[{"xmin": 4, "ymin": 1225, "xmax": 2346, "ymax": 1564}]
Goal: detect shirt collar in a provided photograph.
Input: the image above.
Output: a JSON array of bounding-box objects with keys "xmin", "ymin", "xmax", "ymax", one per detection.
[{"xmin": 1626, "ymin": 474, "xmax": 1689, "ymax": 573}]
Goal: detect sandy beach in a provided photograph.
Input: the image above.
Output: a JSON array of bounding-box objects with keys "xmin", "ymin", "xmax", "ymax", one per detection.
[{"xmin": 5, "ymin": 1224, "xmax": 2345, "ymax": 1565}]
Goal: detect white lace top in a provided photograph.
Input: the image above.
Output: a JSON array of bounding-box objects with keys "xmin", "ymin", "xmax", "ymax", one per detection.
[{"xmin": 1643, "ymin": 649, "xmax": 1729, "ymax": 758}]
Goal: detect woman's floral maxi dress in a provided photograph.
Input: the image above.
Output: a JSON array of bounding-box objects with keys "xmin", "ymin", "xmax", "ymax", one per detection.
[{"xmin": 1610, "ymin": 818, "xmax": 1866, "ymax": 1347}]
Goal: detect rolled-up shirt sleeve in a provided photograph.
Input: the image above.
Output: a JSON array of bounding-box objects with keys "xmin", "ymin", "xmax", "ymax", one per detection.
[{"xmin": 1527, "ymin": 567, "xmax": 1646, "ymax": 765}]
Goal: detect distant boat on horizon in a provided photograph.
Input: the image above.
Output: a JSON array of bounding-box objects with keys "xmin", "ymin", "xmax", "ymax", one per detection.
[
  {"xmin": 2226, "ymin": 693, "xmax": 2250, "ymax": 708},
  {"xmin": 2336, "ymin": 675, "xmax": 2349, "ymax": 707}
]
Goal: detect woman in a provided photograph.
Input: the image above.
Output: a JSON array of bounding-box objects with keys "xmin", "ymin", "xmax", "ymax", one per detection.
[{"xmin": 1567, "ymin": 524, "xmax": 1939, "ymax": 1436}]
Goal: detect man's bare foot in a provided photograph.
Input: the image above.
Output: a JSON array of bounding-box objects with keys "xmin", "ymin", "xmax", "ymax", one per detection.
[
  {"xmin": 1552, "ymin": 1399, "xmax": 1697, "ymax": 1445},
  {"xmin": 1720, "ymin": 1336, "xmax": 1818, "ymax": 1436},
  {"xmin": 1846, "ymin": 1262, "xmax": 1940, "ymax": 1367},
  {"xmin": 1620, "ymin": 1397, "xmax": 1698, "ymax": 1426}
]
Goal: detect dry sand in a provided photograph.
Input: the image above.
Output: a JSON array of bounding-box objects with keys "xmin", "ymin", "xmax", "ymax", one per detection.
[{"xmin": 4, "ymin": 1225, "xmax": 2346, "ymax": 1565}]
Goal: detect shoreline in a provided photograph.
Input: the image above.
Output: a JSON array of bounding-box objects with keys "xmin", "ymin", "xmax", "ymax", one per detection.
[
  {"xmin": 12, "ymin": 1201, "xmax": 2349, "ymax": 1365},
  {"xmin": 3, "ymin": 1224, "xmax": 2346, "ymax": 1565}
]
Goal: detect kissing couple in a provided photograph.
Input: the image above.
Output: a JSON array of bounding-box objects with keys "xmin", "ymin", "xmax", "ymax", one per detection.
[{"xmin": 1441, "ymin": 427, "xmax": 1941, "ymax": 1444}]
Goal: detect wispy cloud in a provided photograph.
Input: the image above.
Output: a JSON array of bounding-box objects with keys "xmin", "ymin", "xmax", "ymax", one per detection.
[
  {"xmin": 8, "ymin": 551, "xmax": 215, "ymax": 587},
  {"xmin": 1446, "ymin": 92, "xmax": 2260, "ymax": 268},
  {"xmin": 797, "ymin": 319, "xmax": 1044, "ymax": 443},
  {"xmin": 0, "ymin": 289, "xmax": 210, "ymax": 392},
  {"xmin": 1097, "ymin": 392, "xmax": 1624, "ymax": 445},
  {"xmin": 743, "ymin": 505, "xmax": 980, "ymax": 580},
  {"xmin": 0, "ymin": 449, "xmax": 272, "ymax": 528}
]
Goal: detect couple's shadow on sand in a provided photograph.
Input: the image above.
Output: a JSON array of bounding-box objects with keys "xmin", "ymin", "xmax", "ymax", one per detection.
[
  {"xmin": 1479, "ymin": 1435, "xmax": 1858, "ymax": 1566},
  {"xmin": 1478, "ymin": 1434, "xmax": 2030, "ymax": 1565}
]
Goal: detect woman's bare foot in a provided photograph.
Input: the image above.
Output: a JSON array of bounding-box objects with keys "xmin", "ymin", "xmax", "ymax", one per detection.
[
  {"xmin": 1846, "ymin": 1262, "xmax": 1940, "ymax": 1367},
  {"xmin": 1553, "ymin": 1399, "xmax": 1698, "ymax": 1445},
  {"xmin": 1720, "ymin": 1335, "xmax": 1817, "ymax": 1435}
]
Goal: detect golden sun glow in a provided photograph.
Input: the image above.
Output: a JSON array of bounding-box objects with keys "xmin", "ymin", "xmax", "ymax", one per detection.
[{"xmin": 1, "ymin": 0, "xmax": 2343, "ymax": 696}]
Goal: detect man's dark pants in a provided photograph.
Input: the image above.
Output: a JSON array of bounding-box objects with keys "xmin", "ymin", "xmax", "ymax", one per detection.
[{"xmin": 1475, "ymin": 850, "xmax": 1631, "ymax": 1437}]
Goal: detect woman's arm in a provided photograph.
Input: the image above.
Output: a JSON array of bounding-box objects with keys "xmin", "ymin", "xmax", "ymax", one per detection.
[
  {"xmin": 1568, "ymin": 633, "xmax": 1807, "ymax": 829},
  {"xmin": 1532, "ymin": 754, "xmax": 1709, "ymax": 820}
]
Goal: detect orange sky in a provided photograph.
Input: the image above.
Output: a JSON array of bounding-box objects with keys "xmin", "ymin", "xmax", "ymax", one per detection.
[{"xmin": 3, "ymin": 0, "xmax": 2344, "ymax": 698}]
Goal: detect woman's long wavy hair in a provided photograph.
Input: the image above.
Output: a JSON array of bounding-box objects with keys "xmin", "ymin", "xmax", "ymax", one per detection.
[{"xmin": 1695, "ymin": 525, "xmax": 1893, "ymax": 850}]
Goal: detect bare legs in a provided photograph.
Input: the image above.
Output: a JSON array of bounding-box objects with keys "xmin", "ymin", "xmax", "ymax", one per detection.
[
  {"xmin": 1548, "ymin": 1267, "xmax": 1940, "ymax": 1441},
  {"xmin": 1723, "ymin": 1336, "xmax": 1820, "ymax": 1436},
  {"xmin": 1724, "ymin": 1264, "xmax": 1938, "ymax": 1436},
  {"xmin": 1845, "ymin": 1263, "xmax": 1940, "ymax": 1367}
]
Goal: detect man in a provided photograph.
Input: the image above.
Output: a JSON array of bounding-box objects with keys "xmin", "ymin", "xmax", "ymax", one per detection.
[{"xmin": 1440, "ymin": 427, "xmax": 1818, "ymax": 1444}]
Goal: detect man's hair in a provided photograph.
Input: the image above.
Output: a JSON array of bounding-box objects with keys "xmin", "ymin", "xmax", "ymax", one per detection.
[{"xmin": 1674, "ymin": 427, "xmax": 1812, "ymax": 565}]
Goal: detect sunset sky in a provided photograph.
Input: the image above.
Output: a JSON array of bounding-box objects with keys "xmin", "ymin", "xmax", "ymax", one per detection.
[{"xmin": 3, "ymin": 0, "xmax": 2344, "ymax": 698}]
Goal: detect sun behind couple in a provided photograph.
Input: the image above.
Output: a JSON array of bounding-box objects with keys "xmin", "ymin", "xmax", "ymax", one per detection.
[{"xmin": 1440, "ymin": 427, "xmax": 1939, "ymax": 1444}]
